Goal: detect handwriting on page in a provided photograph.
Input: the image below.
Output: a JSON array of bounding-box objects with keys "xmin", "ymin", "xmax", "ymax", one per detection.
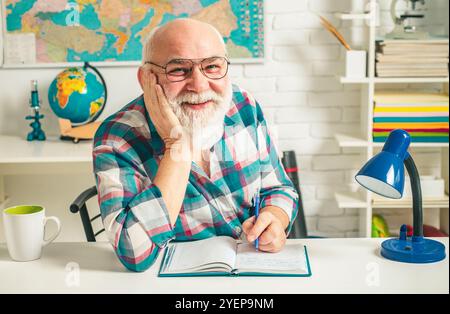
[{"xmin": 236, "ymin": 243, "xmax": 306, "ymax": 271}]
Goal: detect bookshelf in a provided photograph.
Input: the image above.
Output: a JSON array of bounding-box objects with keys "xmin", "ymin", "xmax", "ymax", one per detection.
[{"xmin": 334, "ymin": 0, "xmax": 449, "ymax": 237}]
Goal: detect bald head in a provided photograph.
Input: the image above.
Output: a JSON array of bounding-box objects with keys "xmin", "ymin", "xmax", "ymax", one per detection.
[{"xmin": 142, "ymin": 19, "xmax": 226, "ymax": 64}]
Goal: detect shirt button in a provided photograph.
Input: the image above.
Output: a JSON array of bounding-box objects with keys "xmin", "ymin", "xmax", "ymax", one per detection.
[{"xmin": 234, "ymin": 226, "xmax": 242, "ymax": 233}]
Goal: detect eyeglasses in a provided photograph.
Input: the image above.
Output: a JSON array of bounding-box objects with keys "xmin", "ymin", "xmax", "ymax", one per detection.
[{"xmin": 144, "ymin": 56, "xmax": 230, "ymax": 82}]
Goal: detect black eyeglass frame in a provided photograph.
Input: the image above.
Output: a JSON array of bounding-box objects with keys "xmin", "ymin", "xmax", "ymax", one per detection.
[{"xmin": 144, "ymin": 56, "xmax": 231, "ymax": 82}]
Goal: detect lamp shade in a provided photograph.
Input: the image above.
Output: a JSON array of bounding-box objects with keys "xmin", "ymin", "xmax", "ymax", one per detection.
[{"xmin": 355, "ymin": 129, "xmax": 411, "ymax": 199}]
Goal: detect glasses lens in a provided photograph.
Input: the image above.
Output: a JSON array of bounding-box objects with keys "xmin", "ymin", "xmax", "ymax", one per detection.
[
  {"xmin": 201, "ymin": 57, "xmax": 228, "ymax": 79},
  {"xmin": 165, "ymin": 59, "xmax": 193, "ymax": 82}
]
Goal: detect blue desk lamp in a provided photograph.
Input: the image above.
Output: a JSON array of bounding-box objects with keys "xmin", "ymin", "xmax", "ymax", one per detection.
[{"xmin": 355, "ymin": 129, "xmax": 446, "ymax": 263}]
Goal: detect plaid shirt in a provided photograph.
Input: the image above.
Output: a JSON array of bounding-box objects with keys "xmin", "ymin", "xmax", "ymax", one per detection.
[{"xmin": 93, "ymin": 84, "xmax": 299, "ymax": 272}]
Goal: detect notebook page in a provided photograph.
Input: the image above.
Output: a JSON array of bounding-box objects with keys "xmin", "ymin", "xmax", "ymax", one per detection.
[
  {"xmin": 164, "ymin": 236, "xmax": 237, "ymax": 273},
  {"xmin": 235, "ymin": 242, "xmax": 307, "ymax": 273}
]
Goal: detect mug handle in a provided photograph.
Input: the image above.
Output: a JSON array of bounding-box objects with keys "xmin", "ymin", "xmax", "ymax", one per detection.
[{"xmin": 43, "ymin": 216, "xmax": 61, "ymax": 247}]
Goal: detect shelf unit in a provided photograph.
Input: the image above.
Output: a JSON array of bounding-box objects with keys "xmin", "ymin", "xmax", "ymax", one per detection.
[{"xmin": 334, "ymin": 0, "xmax": 449, "ymax": 237}]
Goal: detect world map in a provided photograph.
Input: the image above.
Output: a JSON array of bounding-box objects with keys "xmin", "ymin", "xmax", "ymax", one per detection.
[{"xmin": 4, "ymin": 0, "xmax": 264, "ymax": 64}]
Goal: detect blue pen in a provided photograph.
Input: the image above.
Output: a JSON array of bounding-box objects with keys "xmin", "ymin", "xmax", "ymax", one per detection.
[{"xmin": 253, "ymin": 191, "xmax": 260, "ymax": 251}]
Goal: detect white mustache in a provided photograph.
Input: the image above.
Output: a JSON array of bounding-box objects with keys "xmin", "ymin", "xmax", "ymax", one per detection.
[{"xmin": 172, "ymin": 91, "xmax": 223, "ymax": 106}]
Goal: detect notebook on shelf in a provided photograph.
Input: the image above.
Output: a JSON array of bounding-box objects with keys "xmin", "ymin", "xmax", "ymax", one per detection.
[{"xmin": 158, "ymin": 236, "xmax": 312, "ymax": 277}]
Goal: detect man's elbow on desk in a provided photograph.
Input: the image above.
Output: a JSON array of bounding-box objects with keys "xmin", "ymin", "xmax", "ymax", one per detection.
[{"xmin": 114, "ymin": 241, "xmax": 162, "ymax": 272}]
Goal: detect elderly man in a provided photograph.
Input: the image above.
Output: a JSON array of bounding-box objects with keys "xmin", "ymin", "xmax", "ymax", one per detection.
[{"xmin": 93, "ymin": 19, "xmax": 298, "ymax": 272}]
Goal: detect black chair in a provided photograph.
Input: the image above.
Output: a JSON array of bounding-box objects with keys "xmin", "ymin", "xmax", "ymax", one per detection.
[
  {"xmin": 70, "ymin": 186, "xmax": 104, "ymax": 242},
  {"xmin": 282, "ymin": 150, "xmax": 308, "ymax": 239}
]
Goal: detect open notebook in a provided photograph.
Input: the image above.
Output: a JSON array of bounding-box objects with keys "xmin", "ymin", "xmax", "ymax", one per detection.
[{"xmin": 158, "ymin": 236, "xmax": 311, "ymax": 277}]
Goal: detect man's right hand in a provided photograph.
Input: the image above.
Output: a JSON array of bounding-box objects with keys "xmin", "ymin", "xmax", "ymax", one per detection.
[{"xmin": 141, "ymin": 67, "xmax": 185, "ymax": 150}]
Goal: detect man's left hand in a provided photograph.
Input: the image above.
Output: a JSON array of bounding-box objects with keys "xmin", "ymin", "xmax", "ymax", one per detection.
[{"xmin": 242, "ymin": 207, "xmax": 288, "ymax": 253}]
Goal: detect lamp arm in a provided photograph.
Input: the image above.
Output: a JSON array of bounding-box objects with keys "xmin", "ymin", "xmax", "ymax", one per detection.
[{"xmin": 404, "ymin": 154, "xmax": 423, "ymax": 237}]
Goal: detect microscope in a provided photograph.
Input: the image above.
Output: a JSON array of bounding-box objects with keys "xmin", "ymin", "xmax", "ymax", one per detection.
[
  {"xmin": 386, "ymin": 0, "xmax": 429, "ymax": 40},
  {"xmin": 26, "ymin": 80, "xmax": 46, "ymax": 141}
]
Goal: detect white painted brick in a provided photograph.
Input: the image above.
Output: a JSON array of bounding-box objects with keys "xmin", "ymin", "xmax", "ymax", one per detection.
[
  {"xmin": 345, "ymin": 231, "xmax": 361, "ymax": 238},
  {"xmin": 261, "ymin": 108, "xmax": 276, "ymax": 125},
  {"xmin": 342, "ymin": 27, "xmax": 368, "ymax": 49},
  {"xmin": 274, "ymin": 46, "xmax": 340, "ymax": 62},
  {"xmin": 275, "ymin": 106, "xmax": 341, "ymax": 123},
  {"xmin": 308, "ymin": 0, "xmax": 352, "ymax": 12},
  {"xmin": 310, "ymin": 27, "xmax": 367, "ymax": 48},
  {"xmin": 296, "ymin": 154, "xmax": 313, "ymax": 170},
  {"xmin": 275, "ymin": 123, "xmax": 310, "ymax": 139},
  {"xmin": 344, "ymin": 169, "xmax": 362, "ymax": 184},
  {"xmin": 266, "ymin": 0, "xmax": 308, "ymax": 14},
  {"xmin": 318, "ymin": 216, "xmax": 359, "ymax": 232},
  {"xmin": 277, "ymin": 139, "xmax": 341, "ymax": 155},
  {"xmin": 308, "ymin": 91, "xmax": 360, "ymax": 107},
  {"xmin": 232, "ymin": 77, "xmax": 276, "ymax": 93},
  {"xmin": 309, "ymin": 29, "xmax": 341, "ymax": 45},
  {"xmin": 277, "ymin": 77, "xmax": 342, "ymax": 92},
  {"xmin": 344, "ymin": 208, "xmax": 359, "ymax": 215},
  {"xmin": 343, "ymin": 84, "xmax": 363, "ymax": 92},
  {"xmin": 273, "ymin": 13, "xmax": 341, "ymax": 30},
  {"xmin": 298, "ymin": 185, "xmax": 316, "ymax": 202},
  {"xmin": 300, "ymin": 170, "xmax": 345, "ymax": 184},
  {"xmin": 267, "ymin": 30, "xmax": 309, "ymax": 46},
  {"xmin": 311, "ymin": 61, "xmax": 343, "ymax": 76},
  {"xmin": 303, "ymin": 200, "xmax": 344, "ymax": 217},
  {"xmin": 228, "ymin": 64, "xmax": 244, "ymax": 78},
  {"xmin": 342, "ymin": 147, "xmax": 368, "ymax": 155},
  {"xmin": 316, "ymin": 184, "xmax": 359, "ymax": 200},
  {"xmin": 312, "ymin": 154, "xmax": 365, "ymax": 171},
  {"xmin": 310, "ymin": 123, "xmax": 360, "ymax": 139},
  {"xmin": 252, "ymin": 92, "xmax": 308, "ymax": 107},
  {"xmin": 342, "ymin": 107, "xmax": 360, "ymax": 122},
  {"xmin": 302, "ymin": 216, "xmax": 318, "ymax": 232},
  {"xmin": 244, "ymin": 61, "xmax": 311, "ymax": 77}
]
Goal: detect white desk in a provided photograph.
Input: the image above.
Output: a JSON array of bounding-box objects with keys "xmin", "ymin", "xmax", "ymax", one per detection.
[{"xmin": 0, "ymin": 238, "xmax": 448, "ymax": 294}]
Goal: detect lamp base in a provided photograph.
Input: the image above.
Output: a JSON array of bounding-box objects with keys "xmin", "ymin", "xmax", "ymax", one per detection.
[{"xmin": 381, "ymin": 236, "xmax": 446, "ymax": 263}]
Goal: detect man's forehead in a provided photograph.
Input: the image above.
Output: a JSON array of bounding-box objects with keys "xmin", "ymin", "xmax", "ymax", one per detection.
[{"xmin": 151, "ymin": 24, "xmax": 225, "ymax": 62}]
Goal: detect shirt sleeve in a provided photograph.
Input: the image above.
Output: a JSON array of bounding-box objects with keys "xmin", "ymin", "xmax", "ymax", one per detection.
[
  {"xmin": 254, "ymin": 102, "xmax": 299, "ymax": 235},
  {"xmin": 93, "ymin": 143, "xmax": 175, "ymax": 272}
]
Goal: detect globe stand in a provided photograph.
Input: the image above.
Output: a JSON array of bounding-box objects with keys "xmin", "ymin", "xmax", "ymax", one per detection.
[{"xmin": 58, "ymin": 118, "xmax": 102, "ymax": 143}]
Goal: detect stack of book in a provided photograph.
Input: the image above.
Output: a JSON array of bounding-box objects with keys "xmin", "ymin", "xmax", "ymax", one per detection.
[
  {"xmin": 376, "ymin": 39, "xmax": 449, "ymax": 77},
  {"xmin": 373, "ymin": 91, "xmax": 449, "ymax": 143}
]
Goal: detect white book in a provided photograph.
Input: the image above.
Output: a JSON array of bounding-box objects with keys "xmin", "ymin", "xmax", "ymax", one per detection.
[{"xmin": 158, "ymin": 236, "xmax": 312, "ymax": 277}]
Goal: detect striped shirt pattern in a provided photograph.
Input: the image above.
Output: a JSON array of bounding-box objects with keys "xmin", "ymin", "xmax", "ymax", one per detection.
[{"xmin": 93, "ymin": 84, "xmax": 299, "ymax": 272}]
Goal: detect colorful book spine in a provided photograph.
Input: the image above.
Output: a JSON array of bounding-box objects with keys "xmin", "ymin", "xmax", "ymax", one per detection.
[{"xmin": 373, "ymin": 93, "xmax": 449, "ymax": 143}]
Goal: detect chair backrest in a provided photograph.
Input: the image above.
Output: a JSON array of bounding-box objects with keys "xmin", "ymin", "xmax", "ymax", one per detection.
[
  {"xmin": 282, "ymin": 150, "xmax": 308, "ymax": 239},
  {"xmin": 69, "ymin": 186, "xmax": 104, "ymax": 242}
]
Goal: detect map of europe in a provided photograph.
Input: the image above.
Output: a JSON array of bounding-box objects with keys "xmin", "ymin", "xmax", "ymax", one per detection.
[{"xmin": 3, "ymin": 0, "xmax": 264, "ymax": 64}]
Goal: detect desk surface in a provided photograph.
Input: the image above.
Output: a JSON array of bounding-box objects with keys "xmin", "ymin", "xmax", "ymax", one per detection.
[
  {"xmin": 0, "ymin": 135, "xmax": 92, "ymax": 163},
  {"xmin": 0, "ymin": 238, "xmax": 448, "ymax": 294}
]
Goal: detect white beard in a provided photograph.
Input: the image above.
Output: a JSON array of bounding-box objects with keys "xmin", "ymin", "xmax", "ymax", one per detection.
[{"xmin": 168, "ymin": 82, "xmax": 232, "ymax": 151}]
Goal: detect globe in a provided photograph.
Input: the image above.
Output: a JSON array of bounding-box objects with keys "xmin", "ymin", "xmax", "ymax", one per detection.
[{"xmin": 48, "ymin": 65, "xmax": 106, "ymax": 126}]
